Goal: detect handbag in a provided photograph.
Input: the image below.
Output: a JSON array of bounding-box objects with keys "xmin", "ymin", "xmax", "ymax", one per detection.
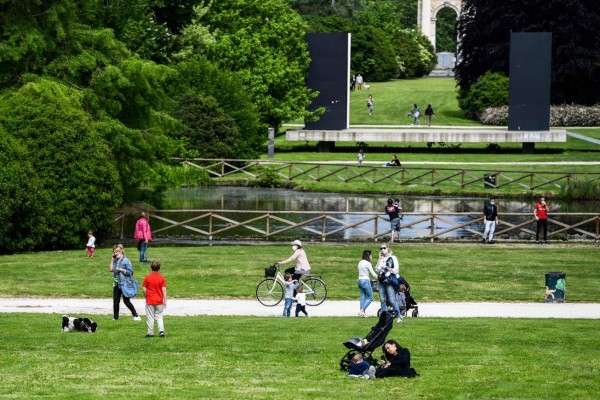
[{"xmin": 120, "ymin": 276, "xmax": 139, "ymax": 298}]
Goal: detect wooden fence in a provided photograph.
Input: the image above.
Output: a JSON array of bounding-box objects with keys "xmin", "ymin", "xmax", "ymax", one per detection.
[
  {"xmin": 114, "ymin": 210, "xmax": 600, "ymax": 242},
  {"xmin": 179, "ymin": 158, "xmax": 600, "ymax": 191}
]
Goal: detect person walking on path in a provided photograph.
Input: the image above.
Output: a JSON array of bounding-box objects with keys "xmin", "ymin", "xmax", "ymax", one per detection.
[
  {"xmin": 482, "ymin": 197, "xmax": 499, "ymax": 244},
  {"xmin": 367, "ymin": 95, "xmax": 374, "ymax": 116},
  {"xmin": 376, "ymin": 243, "xmax": 402, "ymax": 323},
  {"xmin": 282, "ymin": 272, "xmax": 294, "ymax": 317},
  {"xmin": 133, "ymin": 211, "xmax": 152, "ymax": 262},
  {"xmin": 412, "ymin": 104, "xmax": 421, "ymax": 126},
  {"xmin": 358, "ymin": 149, "xmax": 365, "ymax": 167},
  {"xmin": 385, "ymin": 198, "xmax": 402, "ymax": 242},
  {"xmin": 110, "ymin": 245, "xmax": 141, "ymax": 321},
  {"xmin": 424, "ymin": 105, "xmax": 434, "ymax": 126},
  {"xmin": 142, "ymin": 260, "xmax": 167, "ymax": 338},
  {"xmin": 278, "ymin": 240, "xmax": 311, "ymax": 281},
  {"xmin": 357, "ymin": 250, "xmax": 378, "ymax": 317},
  {"xmin": 534, "ymin": 196, "xmax": 549, "ymax": 244},
  {"xmin": 293, "ymin": 284, "xmax": 308, "ymax": 317}
]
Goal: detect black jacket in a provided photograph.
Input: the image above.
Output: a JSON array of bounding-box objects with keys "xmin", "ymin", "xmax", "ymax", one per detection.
[{"xmin": 483, "ymin": 203, "xmax": 498, "ymax": 220}]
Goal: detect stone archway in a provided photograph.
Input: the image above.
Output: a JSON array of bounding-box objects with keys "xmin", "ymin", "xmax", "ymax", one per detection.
[{"xmin": 417, "ymin": 0, "xmax": 462, "ymax": 51}]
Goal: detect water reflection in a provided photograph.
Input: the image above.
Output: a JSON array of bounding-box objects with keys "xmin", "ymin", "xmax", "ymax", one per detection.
[{"xmin": 165, "ymin": 187, "xmax": 598, "ymax": 213}]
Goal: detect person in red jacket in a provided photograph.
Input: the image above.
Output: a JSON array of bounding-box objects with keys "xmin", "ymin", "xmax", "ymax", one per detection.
[
  {"xmin": 142, "ymin": 260, "xmax": 167, "ymax": 338},
  {"xmin": 133, "ymin": 211, "xmax": 152, "ymax": 262},
  {"xmin": 534, "ymin": 196, "xmax": 549, "ymax": 244}
]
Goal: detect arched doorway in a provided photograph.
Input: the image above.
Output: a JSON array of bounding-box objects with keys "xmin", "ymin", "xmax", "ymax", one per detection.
[{"xmin": 417, "ymin": 0, "xmax": 462, "ymax": 51}]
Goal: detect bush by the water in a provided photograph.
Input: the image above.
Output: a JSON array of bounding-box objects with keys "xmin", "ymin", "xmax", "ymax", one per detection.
[{"xmin": 480, "ymin": 104, "xmax": 600, "ymax": 126}]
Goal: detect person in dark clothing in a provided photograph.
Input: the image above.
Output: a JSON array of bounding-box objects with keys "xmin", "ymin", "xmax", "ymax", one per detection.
[
  {"xmin": 482, "ymin": 197, "xmax": 499, "ymax": 244},
  {"xmin": 385, "ymin": 198, "xmax": 402, "ymax": 242},
  {"xmin": 375, "ymin": 340, "xmax": 418, "ymax": 379},
  {"xmin": 386, "ymin": 154, "xmax": 401, "ymax": 167},
  {"xmin": 424, "ymin": 105, "xmax": 434, "ymax": 126}
]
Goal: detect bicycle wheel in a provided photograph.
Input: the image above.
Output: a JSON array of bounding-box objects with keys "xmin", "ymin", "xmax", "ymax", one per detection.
[
  {"xmin": 303, "ymin": 277, "xmax": 327, "ymax": 306},
  {"xmin": 256, "ymin": 278, "xmax": 284, "ymax": 306}
]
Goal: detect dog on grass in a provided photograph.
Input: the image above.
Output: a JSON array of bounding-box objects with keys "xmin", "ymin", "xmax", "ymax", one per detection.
[{"xmin": 62, "ymin": 315, "xmax": 97, "ymax": 333}]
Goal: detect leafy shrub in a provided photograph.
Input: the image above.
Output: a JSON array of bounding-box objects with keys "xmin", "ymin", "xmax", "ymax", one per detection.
[
  {"xmin": 0, "ymin": 80, "xmax": 122, "ymax": 252},
  {"xmin": 393, "ymin": 29, "xmax": 436, "ymax": 78},
  {"xmin": 255, "ymin": 167, "xmax": 282, "ymax": 188},
  {"xmin": 458, "ymin": 71, "xmax": 509, "ymax": 118}
]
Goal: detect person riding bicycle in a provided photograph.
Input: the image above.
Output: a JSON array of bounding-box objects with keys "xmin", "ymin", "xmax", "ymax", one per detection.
[{"xmin": 277, "ymin": 240, "xmax": 311, "ymax": 281}]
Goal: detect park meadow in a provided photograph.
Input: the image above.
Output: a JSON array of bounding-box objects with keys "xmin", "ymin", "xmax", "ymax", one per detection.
[{"xmin": 1, "ymin": 244, "xmax": 599, "ymax": 399}]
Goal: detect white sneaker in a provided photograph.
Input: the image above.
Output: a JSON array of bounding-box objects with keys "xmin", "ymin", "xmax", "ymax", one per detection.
[
  {"xmin": 396, "ymin": 317, "xmax": 403, "ymax": 323},
  {"xmin": 358, "ymin": 311, "xmax": 365, "ymax": 317},
  {"xmin": 133, "ymin": 316, "xmax": 142, "ymax": 321}
]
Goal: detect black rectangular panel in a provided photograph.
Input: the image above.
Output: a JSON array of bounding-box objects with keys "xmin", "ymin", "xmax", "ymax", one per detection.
[
  {"xmin": 508, "ymin": 32, "xmax": 552, "ymax": 131},
  {"xmin": 304, "ymin": 33, "xmax": 350, "ymax": 130}
]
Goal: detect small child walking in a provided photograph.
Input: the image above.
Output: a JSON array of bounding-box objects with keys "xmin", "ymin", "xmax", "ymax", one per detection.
[
  {"xmin": 294, "ymin": 284, "xmax": 308, "ymax": 317},
  {"xmin": 358, "ymin": 149, "xmax": 365, "ymax": 167},
  {"xmin": 283, "ymin": 272, "xmax": 294, "ymax": 317},
  {"xmin": 142, "ymin": 260, "xmax": 167, "ymax": 338},
  {"xmin": 85, "ymin": 231, "xmax": 96, "ymax": 258}
]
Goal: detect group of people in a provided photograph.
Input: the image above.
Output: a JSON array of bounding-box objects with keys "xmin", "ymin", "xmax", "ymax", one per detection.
[
  {"xmin": 277, "ymin": 239, "xmax": 311, "ymax": 317},
  {"xmin": 481, "ymin": 196, "xmax": 550, "ymax": 244},
  {"xmin": 408, "ymin": 104, "xmax": 435, "ymax": 126},
  {"xmin": 348, "ymin": 340, "xmax": 417, "ymax": 380},
  {"xmin": 87, "ymin": 211, "xmax": 167, "ymax": 338},
  {"xmin": 350, "ymin": 74, "xmax": 365, "ymax": 91},
  {"xmin": 357, "ymin": 243, "xmax": 405, "ymax": 323}
]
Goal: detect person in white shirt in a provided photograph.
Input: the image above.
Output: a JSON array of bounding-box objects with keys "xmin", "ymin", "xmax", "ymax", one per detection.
[
  {"xmin": 85, "ymin": 231, "xmax": 96, "ymax": 258},
  {"xmin": 293, "ymin": 284, "xmax": 308, "ymax": 317},
  {"xmin": 357, "ymin": 250, "xmax": 378, "ymax": 317}
]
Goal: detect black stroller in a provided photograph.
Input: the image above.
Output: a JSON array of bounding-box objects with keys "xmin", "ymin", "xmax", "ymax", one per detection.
[
  {"xmin": 339, "ymin": 311, "xmax": 395, "ymax": 371},
  {"xmin": 376, "ymin": 275, "xmax": 419, "ymax": 318}
]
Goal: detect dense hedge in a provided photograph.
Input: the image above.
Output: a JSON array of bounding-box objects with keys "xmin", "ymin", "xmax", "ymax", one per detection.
[{"xmin": 480, "ymin": 104, "xmax": 600, "ymax": 126}]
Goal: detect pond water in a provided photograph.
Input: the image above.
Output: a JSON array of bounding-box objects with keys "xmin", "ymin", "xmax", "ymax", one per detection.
[{"xmin": 125, "ymin": 187, "xmax": 598, "ymax": 240}]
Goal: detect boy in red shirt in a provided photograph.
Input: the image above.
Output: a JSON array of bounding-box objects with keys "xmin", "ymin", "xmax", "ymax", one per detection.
[
  {"xmin": 534, "ymin": 196, "xmax": 549, "ymax": 244},
  {"xmin": 142, "ymin": 260, "xmax": 167, "ymax": 338}
]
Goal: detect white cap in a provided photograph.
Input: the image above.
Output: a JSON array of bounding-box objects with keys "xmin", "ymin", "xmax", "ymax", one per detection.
[{"xmin": 292, "ymin": 240, "xmax": 302, "ymax": 246}]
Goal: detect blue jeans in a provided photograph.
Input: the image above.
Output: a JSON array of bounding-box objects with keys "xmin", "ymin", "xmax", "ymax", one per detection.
[
  {"xmin": 358, "ymin": 279, "xmax": 374, "ymax": 311},
  {"xmin": 282, "ymin": 298, "xmax": 292, "ymax": 317},
  {"xmin": 139, "ymin": 241, "xmax": 148, "ymax": 262},
  {"xmin": 379, "ymin": 282, "xmax": 401, "ymax": 317}
]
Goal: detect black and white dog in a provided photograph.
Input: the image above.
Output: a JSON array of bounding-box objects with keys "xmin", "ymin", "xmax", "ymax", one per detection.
[{"xmin": 62, "ymin": 315, "xmax": 98, "ymax": 333}]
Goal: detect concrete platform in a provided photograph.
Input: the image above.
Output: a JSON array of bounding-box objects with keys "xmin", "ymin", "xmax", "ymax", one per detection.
[{"xmin": 286, "ymin": 128, "xmax": 567, "ymax": 144}]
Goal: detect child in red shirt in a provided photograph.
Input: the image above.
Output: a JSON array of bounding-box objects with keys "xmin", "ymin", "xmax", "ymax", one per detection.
[{"xmin": 142, "ymin": 260, "xmax": 167, "ymax": 338}]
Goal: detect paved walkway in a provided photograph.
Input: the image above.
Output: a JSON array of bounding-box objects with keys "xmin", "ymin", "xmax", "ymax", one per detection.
[{"xmin": 1, "ymin": 298, "xmax": 599, "ymax": 319}]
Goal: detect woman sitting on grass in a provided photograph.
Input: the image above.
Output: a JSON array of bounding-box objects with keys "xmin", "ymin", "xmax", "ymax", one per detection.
[{"xmin": 375, "ymin": 340, "xmax": 418, "ymax": 379}]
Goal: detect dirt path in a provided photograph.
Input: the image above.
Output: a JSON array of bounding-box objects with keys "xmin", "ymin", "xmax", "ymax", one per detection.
[{"xmin": 1, "ymin": 298, "xmax": 599, "ymax": 319}]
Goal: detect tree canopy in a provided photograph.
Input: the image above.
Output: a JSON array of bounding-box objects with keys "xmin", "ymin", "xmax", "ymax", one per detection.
[{"xmin": 456, "ymin": 0, "xmax": 600, "ymax": 105}]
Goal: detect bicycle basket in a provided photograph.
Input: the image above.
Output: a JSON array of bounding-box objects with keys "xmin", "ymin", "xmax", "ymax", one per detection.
[{"xmin": 265, "ymin": 265, "xmax": 277, "ymax": 278}]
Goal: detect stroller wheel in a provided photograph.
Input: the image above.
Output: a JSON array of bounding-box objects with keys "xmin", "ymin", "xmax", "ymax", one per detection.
[{"xmin": 412, "ymin": 309, "xmax": 419, "ymax": 318}]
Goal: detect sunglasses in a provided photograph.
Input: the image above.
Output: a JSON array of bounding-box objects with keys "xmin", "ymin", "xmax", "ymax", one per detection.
[{"xmin": 380, "ymin": 247, "xmax": 387, "ymax": 250}]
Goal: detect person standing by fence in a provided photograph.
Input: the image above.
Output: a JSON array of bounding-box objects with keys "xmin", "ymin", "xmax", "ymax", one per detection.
[
  {"xmin": 534, "ymin": 196, "xmax": 549, "ymax": 244},
  {"xmin": 482, "ymin": 197, "xmax": 499, "ymax": 244}
]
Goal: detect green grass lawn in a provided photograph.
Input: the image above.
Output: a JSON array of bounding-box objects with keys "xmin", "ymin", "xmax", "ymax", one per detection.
[
  {"xmin": 349, "ymin": 78, "xmax": 481, "ymax": 126},
  {"xmin": 1, "ymin": 245, "xmax": 599, "ymax": 302},
  {"xmin": 0, "ymin": 314, "xmax": 598, "ymax": 399},
  {"xmin": 2, "ymin": 245, "xmax": 600, "ymax": 398}
]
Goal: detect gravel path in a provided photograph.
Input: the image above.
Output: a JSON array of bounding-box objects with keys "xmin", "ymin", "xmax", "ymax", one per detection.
[{"xmin": 1, "ymin": 298, "xmax": 599, "ymax": 319}]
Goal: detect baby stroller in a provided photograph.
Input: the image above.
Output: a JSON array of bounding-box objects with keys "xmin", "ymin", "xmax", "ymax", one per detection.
[
  {"xmin": 376, "ymin": 275, "xmax": 419, "ymax": 318},
  {"xmin": 339, "ymin": 311, "xmax": 394, "ymax": 371}
]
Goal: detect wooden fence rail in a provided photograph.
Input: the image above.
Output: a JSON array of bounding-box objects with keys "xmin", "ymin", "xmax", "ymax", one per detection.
[
  {"xmin": 178, "ymin": 158, "xmax": 600, "ymax": 191},
  {"xmin": 115, "ymin": 210, "xmax": 600, "ymax": 242}
]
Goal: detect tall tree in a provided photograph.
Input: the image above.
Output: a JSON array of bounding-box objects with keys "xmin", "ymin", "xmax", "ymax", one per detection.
[
  {"xmin": 198, "ymin": 0, "xmax": 315, "ymax": 130},
  {"xmin": 456, "ymin": 0, "xmax": 600, "ymax": 105}
]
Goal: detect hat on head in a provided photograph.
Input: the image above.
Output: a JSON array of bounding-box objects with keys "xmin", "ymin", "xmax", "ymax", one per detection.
[{"xmin": 292, "ymin": 240, "xmax": 302, "ymax": 246}]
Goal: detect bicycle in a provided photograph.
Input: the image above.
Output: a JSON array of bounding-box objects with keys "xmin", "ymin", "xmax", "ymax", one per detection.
[{"xmin": 256, "ymin": 263, "xmax": 327, "ymax": 307}]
